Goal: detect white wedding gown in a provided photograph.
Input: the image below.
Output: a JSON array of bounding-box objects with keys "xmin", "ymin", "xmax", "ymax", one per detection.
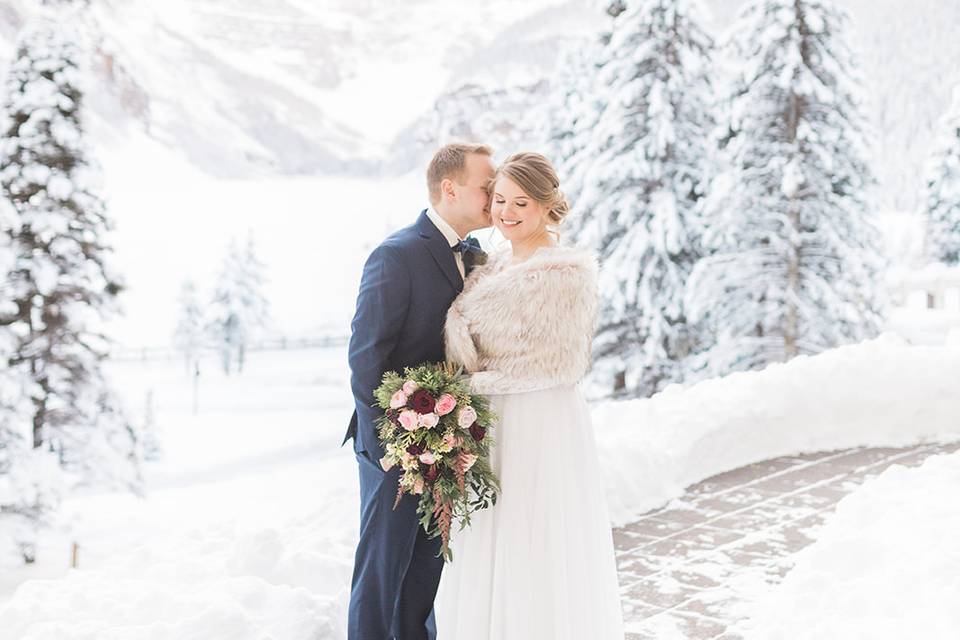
[{"xmin": 434, "ymin": 383, "xmax": 624, "ymax": 639}]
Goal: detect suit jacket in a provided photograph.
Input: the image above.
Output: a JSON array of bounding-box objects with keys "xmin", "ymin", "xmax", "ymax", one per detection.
[{"xmin": 343, "ymin": 210, "xmax": 464, "ymax": 462}]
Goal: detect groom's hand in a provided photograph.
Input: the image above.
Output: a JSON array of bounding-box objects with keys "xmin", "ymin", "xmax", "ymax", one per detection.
[{"xmin": 379, "ymin": 454, "xmax": 395, "ymax": 472}]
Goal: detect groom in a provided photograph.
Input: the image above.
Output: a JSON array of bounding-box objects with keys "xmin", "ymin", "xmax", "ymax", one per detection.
[{"xmin": 343, "ymin": 143, "xmax": 495, "ymax": 640}]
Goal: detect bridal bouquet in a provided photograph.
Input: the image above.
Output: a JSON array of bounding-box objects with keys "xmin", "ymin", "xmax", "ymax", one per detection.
[{"xmin": 374, "ymin": 363, "xmax": 499, "ymax": 562}]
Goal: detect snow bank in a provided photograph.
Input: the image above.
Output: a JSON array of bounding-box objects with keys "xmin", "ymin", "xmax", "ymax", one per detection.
[
  {"xmin": 0, "ymin": 463, "xmax": 357, "ymax": 640},
  {"xmin": 595, "ymin": 333, "xmax": 960, "ymax": 525},
  {"xmin": 735, "ymin": 450, "xmax": 960, "ymax": 639}
]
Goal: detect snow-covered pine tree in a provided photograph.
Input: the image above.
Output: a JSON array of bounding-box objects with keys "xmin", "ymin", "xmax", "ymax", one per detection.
[
  {"xmin": 555, "ymin": 0, "xmax": 716, "ymax": 398},
  {"xmin": 173, "ymin": 278, "xmax": 204, "ymax": 374},
  {"xmin": 923, "ymin": 87, "xmax": 960, "ymax": 265},
  {"xmin": 208, "ymin": 238, "xmax": 244, "ymax": 375},
  {"xmin": 545, "ymin": 37, "xmax": 608, "ymax": 214},
  {"xmin": 0, "ymin": 18, "xmax": 142, "ymax": 560},
  {"xmin": 207, "ymin": 232, "xmax": 269, "ymax": 375},
  {"xmin": 236, "ymin": 231, "xmax": 270, "ymax": 372},
  {"xmin": 546, "ymin": 1, "xmax": 633, "ymax": 209},
  {"xmin": 686, "ymin": 0, "xmax": 885, "ymax": 378},
  {"xmin": 0, "ymin": 198, "xmax": 55, "ymax": 563},
  {"xmin": 140, "ymin": 389, "xmax": 161, "ymax": 462}
]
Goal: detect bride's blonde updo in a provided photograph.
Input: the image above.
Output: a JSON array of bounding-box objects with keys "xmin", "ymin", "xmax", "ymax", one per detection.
[{"xmin": 494, "ymin": 152, "xmax": 571, "ymax": 226}]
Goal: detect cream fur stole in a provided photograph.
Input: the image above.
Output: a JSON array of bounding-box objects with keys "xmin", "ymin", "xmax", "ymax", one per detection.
[{"xmin": 444, "ymin": 245, "xmax": 599, "ymax": 395}]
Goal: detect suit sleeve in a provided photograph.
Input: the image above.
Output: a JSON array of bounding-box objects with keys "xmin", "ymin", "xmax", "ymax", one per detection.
[{"xmin": 348, "ymin": 244, "xmax": 410, "ymax": 458}]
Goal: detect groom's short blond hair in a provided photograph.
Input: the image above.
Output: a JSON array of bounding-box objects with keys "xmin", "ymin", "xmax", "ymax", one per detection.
[{"xmin": 427, "ymin": 143, "xmax": 494, "ymax": 205}]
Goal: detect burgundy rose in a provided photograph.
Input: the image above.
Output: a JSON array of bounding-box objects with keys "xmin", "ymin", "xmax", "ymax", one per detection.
[
  {"xmin": 469, "ymin": 422, "xmax": 486, "ymax": 442},
  {"xmin": 425, "ymin": 465, "xmax": 439, "ymax": 482},
  {"xmin": 406, "ymin": 443, "xmax": 424, "ymax": 456},
  {"xmin": 409, "ymin": 389, "xmax": 436, "ymax": 415}
]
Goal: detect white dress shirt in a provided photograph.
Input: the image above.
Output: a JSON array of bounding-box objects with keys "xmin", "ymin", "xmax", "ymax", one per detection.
[{"xmin": 426, "ymin": 206, "xmax": 465, "ymax": 279}]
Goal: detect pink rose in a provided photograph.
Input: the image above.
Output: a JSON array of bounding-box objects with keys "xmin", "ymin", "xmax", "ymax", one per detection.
[
  {"xmin": 379, "ymin": 455, "xmax": 395, "ymax": 472},
  {"xmin": 457, "ymin": 406, "xmax": 477, "ymax": 428},
  {"xmin": 398, "ymin": 410, "xmax": 419, "ymax": 431},
  {"xmin": 419, "ymin": 451, "xmax": 436, "ymax": 465},
  {"xmin": 402, "ymin": 380, "xmax": 419, "ymax": 396},
  {"xmin": 435, "ymin": 394, "xmax": 457, "ymax": 416},
  {"xmin": 418, "ymin": 412, "xmax": 439, "ymax": 429},
  {"xmin": 413, "ymin": 477, "xmax": 425, "ymax": 494},
  {"xmin": 390, "ymin": 390, "xmax": 408, "ymax": 409},
  {"xmin": 442, "ymin": 433, "xmax": 457, "ymax": 449}
]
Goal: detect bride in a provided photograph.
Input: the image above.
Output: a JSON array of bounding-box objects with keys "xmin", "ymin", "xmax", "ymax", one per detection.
[{"xmin": 435, "ymin": 152, "xmax": 624, "ymax": 639}]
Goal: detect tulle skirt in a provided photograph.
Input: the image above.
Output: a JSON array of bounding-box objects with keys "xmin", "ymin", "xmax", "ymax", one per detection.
[{"xmin": 435, "ymin": 383, "xmax": 624, "ymax": 639}]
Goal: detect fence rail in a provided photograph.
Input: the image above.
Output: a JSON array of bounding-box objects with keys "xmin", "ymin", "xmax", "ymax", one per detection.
[{"xmin": 109, "ymin": 335, "xmax": 349, "ymax": 363}]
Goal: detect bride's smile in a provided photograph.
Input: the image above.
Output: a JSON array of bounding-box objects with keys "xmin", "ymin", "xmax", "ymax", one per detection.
[{"xmin": 490, "ymin": 162, "xmax": 565, "ymax": 262}]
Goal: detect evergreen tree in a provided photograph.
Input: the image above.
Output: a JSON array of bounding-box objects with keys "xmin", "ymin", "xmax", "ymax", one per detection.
[
  {"xmin": 207, "ymin": 232, "xmax": 269, "ymax": 375},
  {"xmin": 0, "ymin": 198, "xmax": 53, "ymax": 563},
  {"xmin": 555, "ymin": 0, "xmax": 716, "ymax": 397},
  {"xmin": 547, "ymin": 36, "xmax": 609, "ymax": 214},
  {"xmin": 173, "ymin": 278, "xmax": 204, "ymax": 374},
  {"xmin": 686, "ymin": 0, "xmax": 885, "ymax": 377},
  {"xmin": 237, "ymin": 231, "xmax": 270, "ymax": 371},
  {"xmin": 140, "ymin": 389, "xmax": 161, "ymax": 462},
  {"xmin": 208, "ymin": 238, "xmax": 244, "ymax": 375},
  {"xmin": 0, "ymin": 18, "xmax": 141, "ymax": 560},
  {"xmin": 923, "ymin": 87, "xmax": 960, "ymax": 265}
]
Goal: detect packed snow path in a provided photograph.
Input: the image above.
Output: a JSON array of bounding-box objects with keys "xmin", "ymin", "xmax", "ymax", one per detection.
[{"xmin": 613, "ymin": 440, "xmax": 960, "ymax": 639}]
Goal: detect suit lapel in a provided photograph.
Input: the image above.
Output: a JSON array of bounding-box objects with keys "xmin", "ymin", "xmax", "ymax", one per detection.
[{"xmin": 417, "ymin": 210, "xmax": 463, "ymax": 292}]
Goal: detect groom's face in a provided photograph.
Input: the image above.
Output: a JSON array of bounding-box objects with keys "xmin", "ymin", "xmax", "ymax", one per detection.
[{"xmin": 455, "ymin": 153, "xmax": 496, "ymax": 231}]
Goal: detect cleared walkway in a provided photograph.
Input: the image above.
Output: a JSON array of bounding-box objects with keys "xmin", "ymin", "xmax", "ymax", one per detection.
[{"xmin": 614, "ymin": 440, "xmax": 960, "ymax": 639}]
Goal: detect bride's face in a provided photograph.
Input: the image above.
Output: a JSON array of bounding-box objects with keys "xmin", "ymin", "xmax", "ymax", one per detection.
[{"xmin": 491, "ymin": 176, "xmax": 548, "ymax": 242}]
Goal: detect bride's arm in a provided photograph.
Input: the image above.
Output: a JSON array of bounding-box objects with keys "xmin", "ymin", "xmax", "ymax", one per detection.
[
  {"xmin": 444, "ymin": 303, "xmax": 480, "ymax": 371},
  {"xmin": 464, "ymin": 370, "xmax": 509, "ymax": 395},
  {"xmin": 445, "ymin": 281, "xmax": 510, "ymax": 395},
  {"xmin": 465, "ymin": 253, "xmax": 599, "ymax": 396}
]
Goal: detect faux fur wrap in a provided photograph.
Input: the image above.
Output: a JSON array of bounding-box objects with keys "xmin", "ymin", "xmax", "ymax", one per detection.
[{"xmin": 444, "ymin": 245, "xmax": 599, "ymax": 395}]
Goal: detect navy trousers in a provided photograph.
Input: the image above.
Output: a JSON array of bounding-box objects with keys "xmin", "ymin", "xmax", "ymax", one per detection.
[{"xmin": 348, "ymin": 449, "xmax": 444, "ymax": 639}]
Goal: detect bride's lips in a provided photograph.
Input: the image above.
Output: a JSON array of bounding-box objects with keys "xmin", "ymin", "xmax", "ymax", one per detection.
[{"xmin": 500, "ymin": 218, "xmax": 521, "ymax": 227}]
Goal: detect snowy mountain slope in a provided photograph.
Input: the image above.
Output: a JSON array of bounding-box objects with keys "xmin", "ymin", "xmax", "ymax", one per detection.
[
  {"xmin": 84, "ymin": 0, "xmax": 375, "ymax": 176},
  {"xmin": 1, "ymin": 0, "xmax": 954, "ymax": 214},
  {"xmin": 390, "ymin": 1, "xmax": 606, "ymax": 171},
  {"xmin": 0, "ymin": 0, "xmax": 599, "ymax": 178}
]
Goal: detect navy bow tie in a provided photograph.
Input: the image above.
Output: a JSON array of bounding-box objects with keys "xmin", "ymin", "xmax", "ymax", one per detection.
[{"xmin": 452, "ymin": 237, "xmax": 482, "ymax": 254}]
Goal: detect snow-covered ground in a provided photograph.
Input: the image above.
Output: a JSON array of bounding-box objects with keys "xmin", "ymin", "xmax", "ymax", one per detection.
[
  {"xmin": 1, "ymin": 332, "xmax": 957, "ymax": 638},
  {"xmin": 0, "ymin": 345, "xmax": 360, "ymax": 639},
  {"xmin": 737, "ymin": 450, "xmax": 960, "ymax": 639},
  {"xmin": 596, "ymin": 332, "xmax": 960, "ymax": 524}
]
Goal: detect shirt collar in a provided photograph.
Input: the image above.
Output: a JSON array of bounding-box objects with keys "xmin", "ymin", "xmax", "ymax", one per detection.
[{"xmin": 426, "ymin": 206, "xmax": 464, "ymax": 248}]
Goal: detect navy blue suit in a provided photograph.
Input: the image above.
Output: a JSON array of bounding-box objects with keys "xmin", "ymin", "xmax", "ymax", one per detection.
[{"xmin": 343, "ymin": 211, "xmax": 464, "ymax": 640}]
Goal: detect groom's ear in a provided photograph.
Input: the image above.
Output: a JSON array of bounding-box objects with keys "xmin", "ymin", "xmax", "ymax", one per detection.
[{"xmin": 440, "ymin": 177, "xmax": 457, "ymax": 202}]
